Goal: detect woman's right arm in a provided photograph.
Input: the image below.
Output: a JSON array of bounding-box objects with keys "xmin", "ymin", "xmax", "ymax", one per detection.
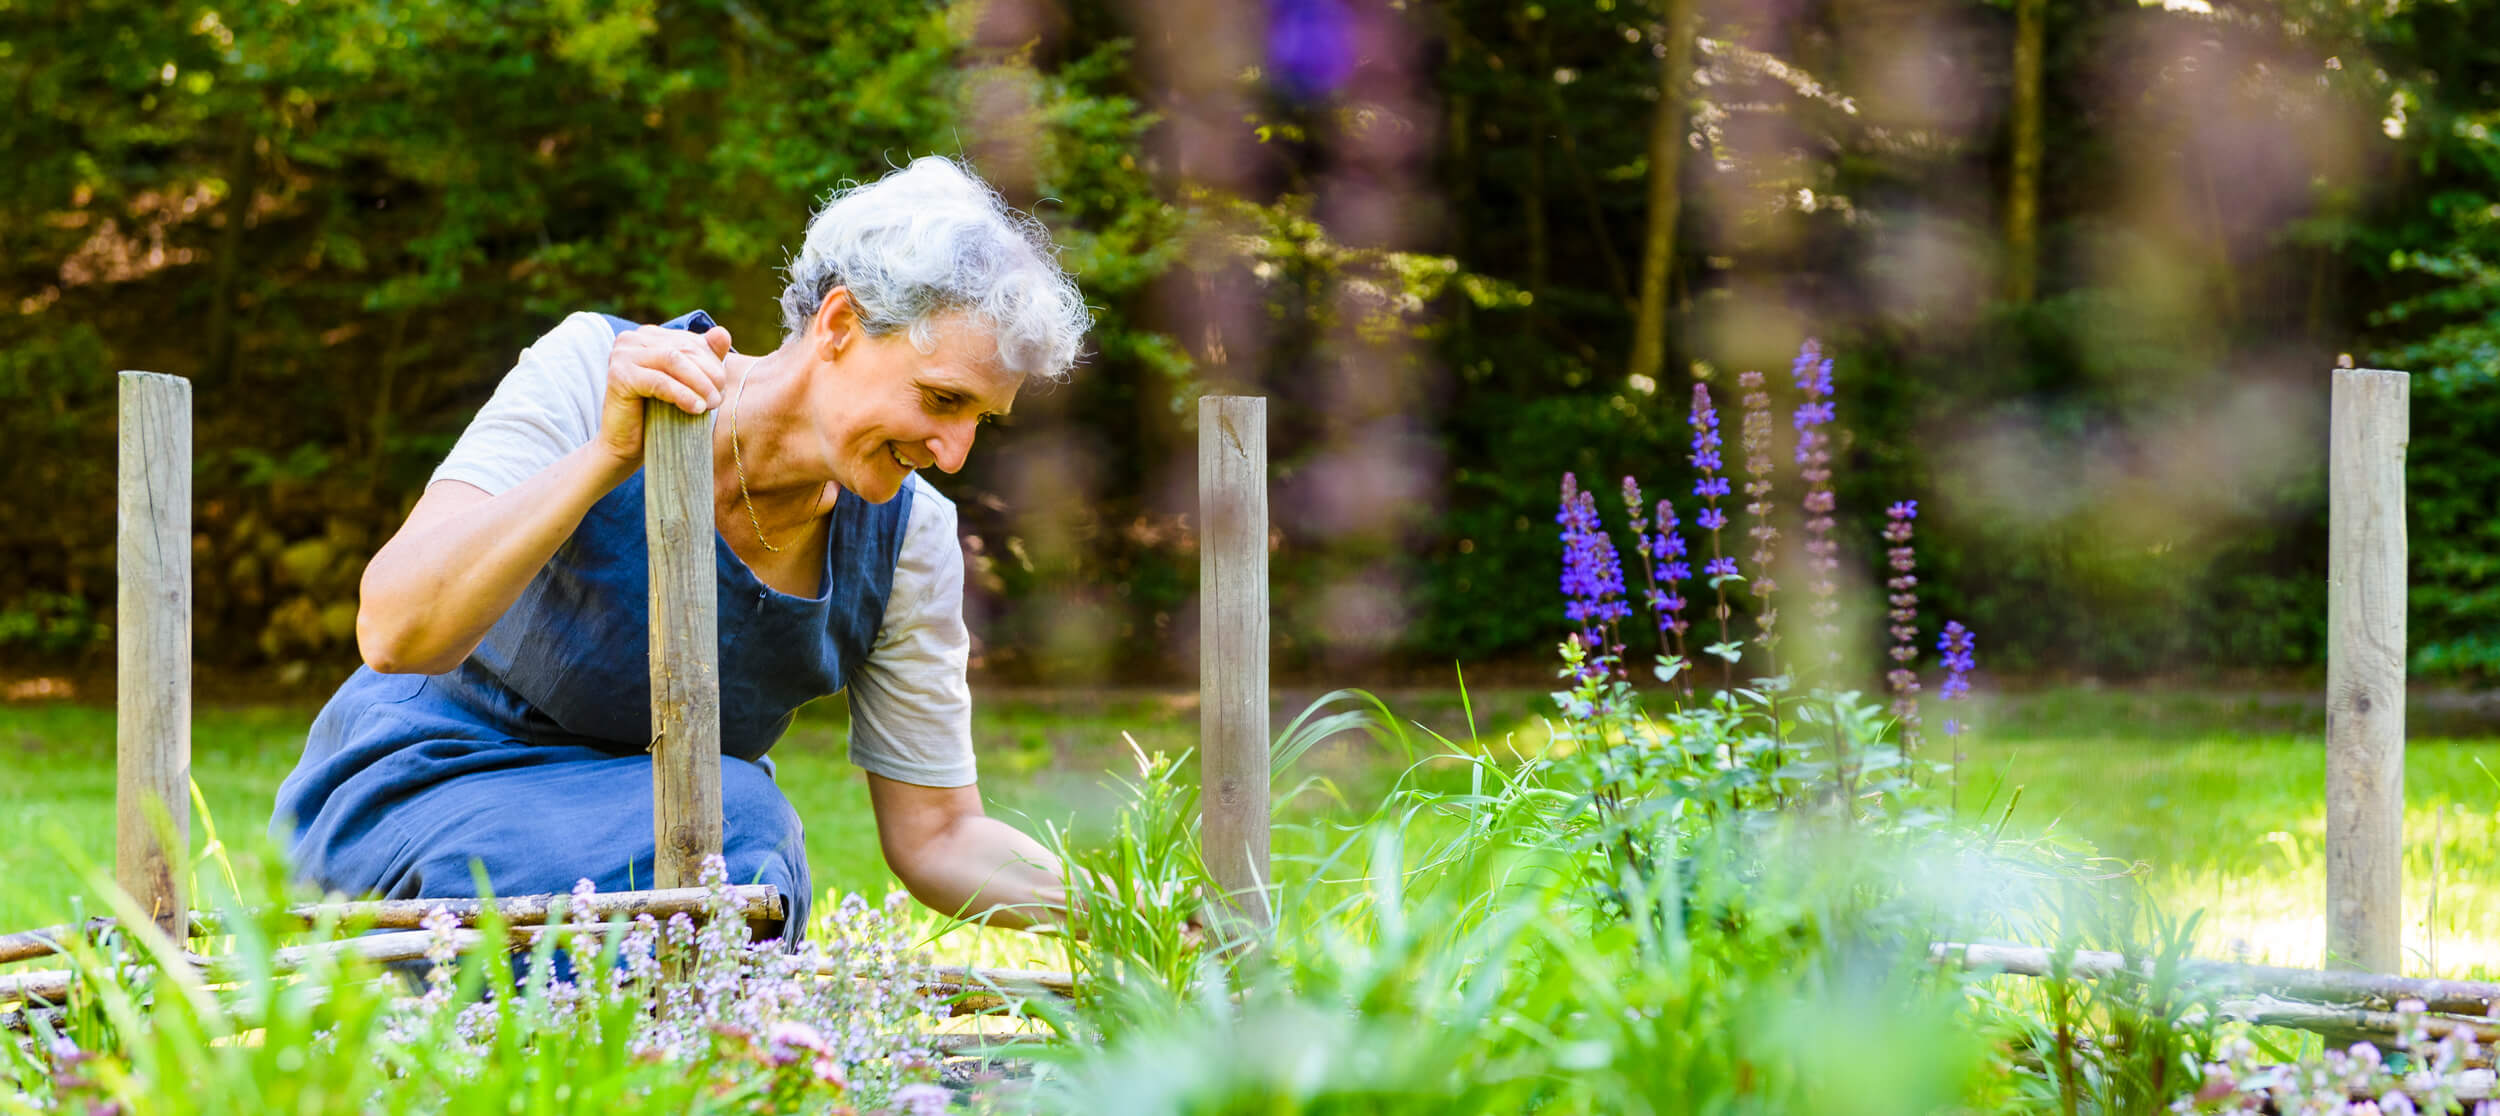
[{"xmin": 355, "ymin": 322, "xmax": 735, "ymax": 674}]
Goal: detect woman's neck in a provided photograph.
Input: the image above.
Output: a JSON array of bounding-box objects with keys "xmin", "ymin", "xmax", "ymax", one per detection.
[{"xmin": 714, "ymin": 347, "xmax": 836, "ymax": 534}]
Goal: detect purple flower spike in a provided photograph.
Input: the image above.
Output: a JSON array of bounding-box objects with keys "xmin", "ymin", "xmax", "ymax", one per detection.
[
  {"xmin": 1625, "ymin": 481, "xmax": 1688, "ymax": 684},
  {"xmin": 1737, "ymin": 369, "xmax": 1781, "ymax": 670},
  {"xmin": 1658, "ymin": 499, "xmax": 1687, "ymax": 559},
  {"xmin": 1689, "ymin": 381, "xmax": 1740, "ymax": 681},
  {"xmin": 1884, "ymin": 499, "xmax": 1922, "ymax": 761},
  {"xmin": 1556, "ymin": 474, "xmax": 1631, "ymax": 680},
  {"xmin": 1655, "ymin": 499, "xmax": 1691, "ymax": 656},
  {"xmin": 1938, "ymin": 621, "xmax": 1976, "ymax": 703},
  {"xmin": 1791, "ymin": 339, "xmax": 1841, "ymax": 668},
  {"xmin": 1689, "ymin": 383, "xmax": 1724, "ymax": 478},
  {"xmin": 1937, "ymin": 619, "xmax": 1976, "ymax": 811}
]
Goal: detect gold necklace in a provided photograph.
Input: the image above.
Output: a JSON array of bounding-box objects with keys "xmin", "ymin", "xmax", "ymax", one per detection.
[{"xmin": 726, "ymin": 359, "xmax": 780, "ymax": 554}]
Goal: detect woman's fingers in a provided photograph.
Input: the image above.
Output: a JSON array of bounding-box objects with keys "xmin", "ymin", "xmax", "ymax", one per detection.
[
  {"xmin": 656, "ymin": 349, "xmax": 724, "ymax": 414},
  {"xmin": 594, "ymin": 325, "xmax": 735, "ymax": 464},
  {"xmin": 615, "ymin": 326, "xmax": 729, "ymax": 414}
]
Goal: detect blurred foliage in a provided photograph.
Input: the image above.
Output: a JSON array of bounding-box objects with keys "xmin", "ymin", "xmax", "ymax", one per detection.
[{"xmin": 6, "ymin": 0, "xmax": 2500, "ymax": 682}]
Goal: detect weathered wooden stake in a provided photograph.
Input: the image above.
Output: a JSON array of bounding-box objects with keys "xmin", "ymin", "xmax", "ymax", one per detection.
[
  {"xmin": 645, "ymin": 402, "xmax": 721, "ymax": 890},
  {"xmin": 117, "ymin": 371, "xmax": 190, "ymax": 938},
  {"xmin": 1199, "ymin": 396, "xmax": 1270, "ymax": 927},
  {"xmin": 2326, "ymin": 367, "xmax": 2408, "ymax": 975}
]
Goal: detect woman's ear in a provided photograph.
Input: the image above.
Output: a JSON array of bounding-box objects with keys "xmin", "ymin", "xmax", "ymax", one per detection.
[{"xmin": 812, "ymin": 287, "xmax": 861, "ymax": 359}]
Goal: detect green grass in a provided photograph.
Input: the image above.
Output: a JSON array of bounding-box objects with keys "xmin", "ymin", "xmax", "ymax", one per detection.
[
  {"xmin": 1951, "ymin": 689, "xmax": 2500, "ymax": 978},
  {"xmin": 4, "ymin": 686, "xmax": 2493, "ymax": 978},
  {"xmin": 1471, "ymin": 686, "xmax": 2500, "ymax": 977}
]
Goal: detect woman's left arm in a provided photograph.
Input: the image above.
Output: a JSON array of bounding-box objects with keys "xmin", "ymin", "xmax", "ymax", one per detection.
[{"xmin": 865, "ymin": 774, "xmax": 1067, "ymax": 929}]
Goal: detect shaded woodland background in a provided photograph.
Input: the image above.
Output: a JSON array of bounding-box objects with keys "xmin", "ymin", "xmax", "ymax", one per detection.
[{"xmin": 5, "ymin": 0, "xmax": 2500, "ymax": 688}]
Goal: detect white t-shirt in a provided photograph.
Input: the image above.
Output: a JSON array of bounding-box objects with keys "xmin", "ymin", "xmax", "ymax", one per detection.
[{"xmin": 427, "ymin": 311, "xmax": 978, "ymax": 787}]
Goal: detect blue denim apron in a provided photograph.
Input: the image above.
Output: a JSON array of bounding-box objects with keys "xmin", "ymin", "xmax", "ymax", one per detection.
[{"xmin": 270, "ymin": 311, "xmax": 913, "ymax": 935}]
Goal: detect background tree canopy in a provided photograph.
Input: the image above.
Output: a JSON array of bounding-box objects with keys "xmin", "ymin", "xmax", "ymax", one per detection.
[{"xmin": 4, "ymin": 0, "xmax": 2498, "ymax": 687}]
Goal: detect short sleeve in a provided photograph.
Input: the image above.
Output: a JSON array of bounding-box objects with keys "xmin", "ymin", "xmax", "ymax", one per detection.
[
  {"xmin": 844, "ymin": 475, "xmax": 978, "ymax": 787},
  {"xmin": 428, "ymin": 312, "xmax": 616, "ymax": 496}
]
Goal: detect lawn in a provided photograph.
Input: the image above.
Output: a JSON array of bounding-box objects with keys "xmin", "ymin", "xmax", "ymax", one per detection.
[{"xmin": 2, "ymin": 685, "xmax": 2493, "ymax": 976}]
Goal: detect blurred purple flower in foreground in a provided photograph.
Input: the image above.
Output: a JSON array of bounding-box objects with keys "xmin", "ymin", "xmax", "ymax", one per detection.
[
  {"xmin": 892, "ymin": 1082, "xmax": 952, "ymax": 1116},
  {"xmin": 1268, "ymin": 0, "xmax": 1357, "ymax": 99}
]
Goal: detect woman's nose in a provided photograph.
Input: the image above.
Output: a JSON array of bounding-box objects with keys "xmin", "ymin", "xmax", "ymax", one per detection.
[{"xmin": 926, "ymin": 420, "xmax": 976, "ymax": 473}]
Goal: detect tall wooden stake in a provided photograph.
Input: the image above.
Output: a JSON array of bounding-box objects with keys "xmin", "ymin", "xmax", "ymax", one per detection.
[
  {"xmin": 117, "ymin": 371, "xmax": 190, "ymax": 938},
  {"xmin": 2326, "ymin": 367, "xmax": 2407, "ymax": 974},
  {"xmin": 1199, "ymin": 397, "xmax": 1271, "ymax": 928},
  {"xmin": 646, "ymin": 402, "xmax": 721, "ymax": 890}
]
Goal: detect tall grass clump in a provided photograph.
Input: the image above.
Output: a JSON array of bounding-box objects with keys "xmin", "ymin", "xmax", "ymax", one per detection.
[{"xmin": 1023, "ymin": 651, "xmax": 2117, "ymax": 1112}]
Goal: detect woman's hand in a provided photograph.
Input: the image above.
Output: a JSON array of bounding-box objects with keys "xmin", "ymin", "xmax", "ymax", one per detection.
[{"xmin": 594, "ymin": 323, "xmax": 733, "ymax": 468}]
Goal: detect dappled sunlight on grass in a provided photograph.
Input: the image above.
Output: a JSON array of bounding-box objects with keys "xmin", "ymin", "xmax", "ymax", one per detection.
[
  {"xmin": 1954, "ymin": 694, "xmax": 2500, "ymax": 978},
  {"xmin": 1467, "ymin": 686, "xmax": 2500, "ymax": 976}
]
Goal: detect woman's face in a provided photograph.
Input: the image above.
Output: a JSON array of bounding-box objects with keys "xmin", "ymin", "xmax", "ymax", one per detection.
[{"xmin": 806, "ymin": 303, "xmax": 1022, "ymax": 504}]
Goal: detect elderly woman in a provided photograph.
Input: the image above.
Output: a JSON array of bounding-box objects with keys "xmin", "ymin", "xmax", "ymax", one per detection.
[{"xmin": 269, "ymin": 158, "xmax": 1086, "ymax": 934}]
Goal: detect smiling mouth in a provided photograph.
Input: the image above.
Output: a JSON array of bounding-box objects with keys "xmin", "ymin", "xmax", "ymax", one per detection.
[{"xmin": 889, "ymin": 444, "xmax": 915, "ymax": 471}]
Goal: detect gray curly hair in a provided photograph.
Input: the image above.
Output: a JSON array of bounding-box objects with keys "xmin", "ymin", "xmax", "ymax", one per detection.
[{"xmin": 778, "ymin": 156, "xmax": 1091, "ymax": 381}]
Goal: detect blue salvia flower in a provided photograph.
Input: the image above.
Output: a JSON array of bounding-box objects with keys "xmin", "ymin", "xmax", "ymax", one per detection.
[
  {"xmin": 1556, "ymin": 474, "xmax": 1630, "ymax": 673},
  {"xmin": 1690, "ymin": 382, "xmax": 1726, "ymax": 492},
  {"xmin": 1691, "ymin": 382, "xmax": 1740, "ymax": 679},
  {"xmin": 1556, "ymin": 474, "xmax": 1602, "ymax": 624},
  {"xmin": 1937, "ymin": 620, "xmax": 1975, "ymax": 708},
  {"xmin": 1937, "ymin": 618, "xmax": 1975, "ymax": 811},
  {"xmin": 1884, "ymin": 500, "xmax": 1921, "ymax": 760},
  {"xmin": 1791, "ymin": 339, "xmax": 1841, "ymax": 669},
  {"xmin": 1653, "ymin": 497, "xmax": 1691, "ymax": 683}
]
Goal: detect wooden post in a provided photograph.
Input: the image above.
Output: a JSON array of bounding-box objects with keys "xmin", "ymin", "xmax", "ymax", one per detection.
[
  {"xmin": 1199, "ymin": 396, "xmax": 1270, "ymax": 927},
  {"xmin": 117, "ymin": 371, "xmax": 190, "ymax": 938},
  {"xmin": 645, "ymin": 402, "xmax": 721, "ymax": 890},
  {"xmin": 2326, "ymin": 367, "xmax": 2407, "ymax": 974}
]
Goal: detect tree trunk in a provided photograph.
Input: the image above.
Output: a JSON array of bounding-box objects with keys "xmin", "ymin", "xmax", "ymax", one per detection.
[
  {"xmin": 2005, "ymin": 0, "xmax": 2044, "ymax": 305},
  {"xmin": 204, "ymin": 121, "xmax": 259, "ymax": 382},
  {"xmin": 1628, "ymin": 0, "xmax": 1697, "ymax": 385}
]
